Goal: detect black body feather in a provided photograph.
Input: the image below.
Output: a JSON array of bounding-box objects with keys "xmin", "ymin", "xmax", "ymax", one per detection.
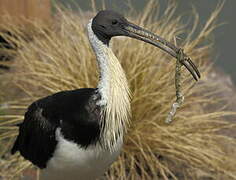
[{"xmin": 11, "ymin": 88, "xmax": 102, "ymax": 169}]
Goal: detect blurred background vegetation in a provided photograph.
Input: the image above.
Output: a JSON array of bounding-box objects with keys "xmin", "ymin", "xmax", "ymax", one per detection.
[
  {"xmin": 0, "ymin": 0, "xmax": 236, "ymax": 180},
  {"xmin": 53, "ymin": 0, "xmax": 236, "ymax": 84}
]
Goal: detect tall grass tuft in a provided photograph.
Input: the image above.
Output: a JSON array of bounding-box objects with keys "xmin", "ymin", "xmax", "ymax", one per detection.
[{"xmin": 0, "ymin": 1, "xmax": 236, "ymax": 179}]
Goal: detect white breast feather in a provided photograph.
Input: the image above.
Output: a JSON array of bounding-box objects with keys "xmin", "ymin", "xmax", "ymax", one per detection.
[{"xmin": 40, "ymin": 128, "xmax": 123, "ymax": 180}]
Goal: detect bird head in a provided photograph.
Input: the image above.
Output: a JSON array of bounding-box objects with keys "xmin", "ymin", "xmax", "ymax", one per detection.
[{"xmin": 92, "ymin": 10, "xmax": 200, "ymax": 80}]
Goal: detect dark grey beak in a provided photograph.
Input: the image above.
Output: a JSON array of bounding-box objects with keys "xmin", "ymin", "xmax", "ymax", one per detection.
[{"xmin": 124, "ymin": 22, "xmax": 201, "ymax": 81}]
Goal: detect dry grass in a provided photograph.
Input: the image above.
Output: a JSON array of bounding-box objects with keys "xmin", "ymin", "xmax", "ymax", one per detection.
[{"xmin": 0, "ymin": 1, "xmax": 236, "ymax": 179}]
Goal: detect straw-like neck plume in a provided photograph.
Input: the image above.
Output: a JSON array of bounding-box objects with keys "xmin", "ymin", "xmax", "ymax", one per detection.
[{"xmin": 87, "ymin": 20, "xmax": 131, "ymax": 150}]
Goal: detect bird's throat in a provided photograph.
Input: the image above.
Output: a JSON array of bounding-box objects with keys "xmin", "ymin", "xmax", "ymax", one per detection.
[{"xmin": 87, "ymin": 20, "xmax": 131, "ymax": 151}]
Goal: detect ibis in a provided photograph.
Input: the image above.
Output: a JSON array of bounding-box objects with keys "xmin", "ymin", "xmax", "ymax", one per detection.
[{"xmin": 11, "ymin": 10, "xmax": 200, "ymax": 180}]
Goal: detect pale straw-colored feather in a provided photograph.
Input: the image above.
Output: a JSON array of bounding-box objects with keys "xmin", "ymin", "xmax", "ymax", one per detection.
[
  {"xmin": 100, "ymin": 47, "xmax": 131, "ymax": 151},
  {"xmin": 87, "ymin": 20, "xmax": 131, "ymax": 151}
]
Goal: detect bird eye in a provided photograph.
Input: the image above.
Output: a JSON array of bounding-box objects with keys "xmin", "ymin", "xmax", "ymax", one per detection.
[
  {"xmin": 100, "ymin": 25, "xmax": 106, "ymax": 29},
  {"xmin": 112, "ymin": 20, "xmax": 118, "ymax": 25}
]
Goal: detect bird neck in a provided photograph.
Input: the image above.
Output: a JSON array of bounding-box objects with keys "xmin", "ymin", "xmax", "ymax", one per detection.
[{"xmin": 87, "ymin": 20, "xmax": 131, "ymax": 151}]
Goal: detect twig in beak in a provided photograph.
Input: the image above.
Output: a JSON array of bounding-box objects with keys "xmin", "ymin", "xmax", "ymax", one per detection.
[{"xmin": 165, "ymin": 49, "xmax": 185, "ymax": 124}]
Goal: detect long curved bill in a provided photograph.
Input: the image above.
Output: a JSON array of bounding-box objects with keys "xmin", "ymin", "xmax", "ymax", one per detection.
[{"xmin": 124, "ymin": 22, "xmax": 201, "ymax": 81}]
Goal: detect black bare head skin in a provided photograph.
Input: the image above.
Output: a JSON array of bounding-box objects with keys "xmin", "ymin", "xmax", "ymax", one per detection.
[
  {"xmin": 92, "ymin": 10, "xmax": 129, "ymax": 45},
  {"xmin": 91, "ymin": 10, "xmax": 200, "ymax": 81}
]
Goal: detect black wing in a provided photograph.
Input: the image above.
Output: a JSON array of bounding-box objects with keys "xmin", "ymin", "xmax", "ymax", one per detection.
[
  {"xmin": 11, "ymin": 102, "xmax": 58, "ymax": 169},
  {"xmin": 11, "ymin": 88, "xmax": 101, "ymax": 169}
]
